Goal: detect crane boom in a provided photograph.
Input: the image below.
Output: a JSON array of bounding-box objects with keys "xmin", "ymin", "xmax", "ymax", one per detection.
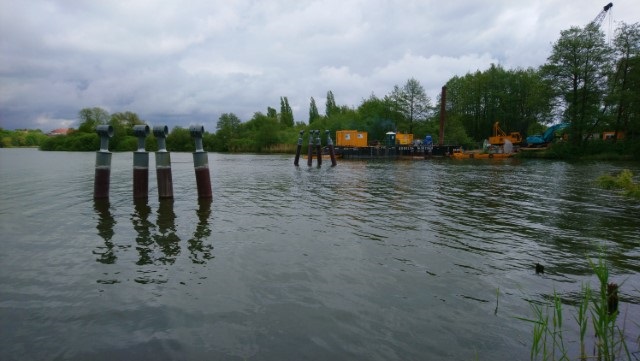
[{"xmin": 591, "ymin": 2, "xmax": 613, "ymax": 27}]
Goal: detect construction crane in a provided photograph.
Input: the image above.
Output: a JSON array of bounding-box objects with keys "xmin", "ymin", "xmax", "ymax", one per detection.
[
  {"xmin": 488, "ymin": 122, "xmax": 522, "ymax": 146},
  {"xmin": 591, "ymin": 2, "xmax": 613, "ymax": 28}
]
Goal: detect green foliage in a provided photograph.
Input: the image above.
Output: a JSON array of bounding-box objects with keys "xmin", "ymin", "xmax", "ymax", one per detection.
[
  {"xmin": 519, "ymin": 138, "xmax": 640, "ymax": 160},
  {"xmin": 78, "ymin": 107, "xmax": 110, "ymax": 133},
  {"xmin": 245, "ymin": 112, "xmax": 281, "ymax": 152},
  {"xmin": 0, "ymin": 128, "xmax": 48, "ymax": 147},
  {"xmin": 267, "ymin": 107, "xmax": 277, "ymax": 119},
  {"xmin": 607, "ymin": 23, "xmax": 640, "ymax": 139},
  {"xmin": 325, "ymin": 90, "xmax": 338, "ymax": 118},
  {"xmin": 542, "ymin": 24, "xmax": 612, "ymax": 146},
  {"xmin": 279, "ymin": 96, "xmax": 294, "ymax": 127},
  {"xmin": 215, "ymin": 113, "xmax": 242, "ymax": 152},
  {"xmin": 597, "ymin": 169, "xmax": 640, "ymax": 199},
  {"xmin": 384, "ymin": 85, "xmax": 406, "ymax": 131},
  {"xmin": 40, "ymin": 132, "xmax": 99, "ymax": 151},
  {"xmin": 166, "ymin": 126, "xmax": 194, "ymax": 152},
  {"xmin": 443, "ymin": 116, "xmax": 475, "ymax": 148},
  {"xmin": 356, "ymin": 94, "xmax": 395, "ymax": 141},
  {"xmin": 398, "ymin": 77, "xmax": 432, "ymax": 133},
  {"xmin": 309, "ymin": 97, "xmax": 320, "ymax": 124},
  {"xmin": 446, "ymin": 64, "xmax": 553, "ymax": 143}
]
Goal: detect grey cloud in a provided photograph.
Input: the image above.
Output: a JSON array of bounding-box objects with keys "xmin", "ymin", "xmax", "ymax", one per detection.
[{"xmin": 0, "ymin": 0, "xmax": 637, "ymax": 131}]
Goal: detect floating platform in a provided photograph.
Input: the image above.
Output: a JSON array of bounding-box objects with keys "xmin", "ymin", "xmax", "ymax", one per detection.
[
  {"xmin": 336, "ymin": 145, "xmax": 459, "ymax": 160},
  {"xmin": 450, "ymin": 149, "xmax": 514, "ymax": 159}
]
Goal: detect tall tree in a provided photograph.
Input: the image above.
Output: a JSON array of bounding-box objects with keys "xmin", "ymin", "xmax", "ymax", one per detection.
[
  {"xmin": 215, "ymin": 113, "xmax": 241, "ymax": 151},
  {"xmin": 279, "ymin": 97, "xmax": 294, "ymax": 127},
  {"xmin": 357, "ymin": 94, "xmax": 395, "ymax": 141},
  {"xmin": 107, "ymin": 111, "xmax": 145, "ymax": 150},
  {"xmin": 400, "ymin": 78, "xmax": 432, "ymax": 134},
  {"xmin": 110, "ymin": 111, "xmax": 144, "ymax": 129},
  {"xmin": 541, "ymin": 24, "xmax": 612, "ymax": 145},
  {"xmin": 383, "ymin": 85, "xmax": 405, "ymax": 131},
  {"xmin": 609, "ymin": 22, "xmax": 640, "ymax": 139},
  {"xmin": 249, "ymin": 112, "xmax": 280, "ymax": 151},
  {"xmin": 325, "ymin": 91, "xmax": 338, "ymax": 118},
  {"xmin": 444, "ymin": 65, "xmax": 552, "ymax": 141},
  {"xmin": 309, "ymin": 97, "xmax": 320, "ymax": 124},
  {"xmin": 267, "ymin": 107, "xmax": 278, "ymax": 119}
]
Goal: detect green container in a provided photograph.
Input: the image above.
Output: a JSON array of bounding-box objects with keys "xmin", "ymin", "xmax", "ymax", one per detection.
[{"xmin": 385, "ymin": 132, "xmax": 396, "ymax": 147}]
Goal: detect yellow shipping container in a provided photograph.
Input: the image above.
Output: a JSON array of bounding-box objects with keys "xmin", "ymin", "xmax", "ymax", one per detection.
[
  {"xmin": 396, "ymin": 133, "xmax": 414, "ymax": 145},
  {"xmin": 336, "ymin": 130, "xmax": 368, "ymax": 147}
]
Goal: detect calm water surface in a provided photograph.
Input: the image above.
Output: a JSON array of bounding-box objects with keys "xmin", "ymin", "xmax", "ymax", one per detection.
[{"xmin": 1, "ymin": 148, "xmax": 639, "ymax": 360}]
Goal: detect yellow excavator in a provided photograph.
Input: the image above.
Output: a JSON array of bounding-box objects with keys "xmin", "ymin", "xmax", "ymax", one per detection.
[{"xmin": 488, "ymin": 121, "xmax": 522, "ymax": 146}]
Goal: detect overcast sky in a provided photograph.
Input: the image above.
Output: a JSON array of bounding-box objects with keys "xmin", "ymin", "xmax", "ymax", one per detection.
[{"xmin": 1, "ymin": 1, "xmax": 638, "ymax": 132}]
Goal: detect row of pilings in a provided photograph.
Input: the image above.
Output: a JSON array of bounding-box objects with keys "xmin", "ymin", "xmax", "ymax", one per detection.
[
  {"xmin": 93, "ymin": 124, "xmax": 212, "ymax": 200},
  {"xmin": 293, "ymin": 130, "xmax": 337, "ymax": 167}
]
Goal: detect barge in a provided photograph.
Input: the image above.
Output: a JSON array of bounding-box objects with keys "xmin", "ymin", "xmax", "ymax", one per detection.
[{"xmin": 336, "ymin": 145, "xmax": 459, "ymax": 160}]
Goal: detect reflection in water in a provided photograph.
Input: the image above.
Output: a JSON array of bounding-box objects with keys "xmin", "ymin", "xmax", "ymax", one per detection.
[
  {"xmin": 154, "ymin": 199, "xmax": 180, "ymax": 265},
  {"xmin": 93, "ymin": 199, "xmax": 117, "ymax": 264},
  {"xmin": 188, "ymin": 198, "xmax": 214, "ymax": 264},
  {"xmin": 95, "ymin": 197, "xmax": 214, "ymax": 284},
  {"xmin": 132, "ymin": 200, "xmax": 155, "ymax": 265}
]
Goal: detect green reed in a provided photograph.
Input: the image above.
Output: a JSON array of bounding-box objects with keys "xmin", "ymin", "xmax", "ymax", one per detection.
[
  {"xmin": 518, "ymin": 254, "xmax": 633, "ymax": 361},
  {"xmin": 574, "ymin": 283, "xmax": 590, "ymax": 360}
]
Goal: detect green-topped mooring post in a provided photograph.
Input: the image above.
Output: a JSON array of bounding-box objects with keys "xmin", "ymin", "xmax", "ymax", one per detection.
[
  {"xmin": 315, "ymin": 130, "xmax": 322, "ymax": 167},
  {"xmin": 94, "ymin": 125, "xmax": 114, "ymax": 199},
  {"xmin": 326, "ymin": 130, "xmax": 337, "ymax": 167},
  {"xmin": 294, "ymin": 130, "xmax": 304, "ymax": 167}
]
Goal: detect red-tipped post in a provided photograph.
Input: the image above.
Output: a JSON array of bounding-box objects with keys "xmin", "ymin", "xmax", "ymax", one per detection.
[
  {"xmin": 190, "ymin": 125, "xmax": 212, "ymax": 199},
  {"xmin": 133, "ymin": 125, "xmax": 150, "ymax": 199},
  {"xmin": 154, "ymin": 125, "xmax": 173, "ymax": 199}
]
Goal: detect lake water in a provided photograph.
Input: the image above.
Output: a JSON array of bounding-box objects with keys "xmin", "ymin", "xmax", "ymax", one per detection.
[{"xmin": 1, "ymin": 148, "xmax": 639, "ymax": 360}]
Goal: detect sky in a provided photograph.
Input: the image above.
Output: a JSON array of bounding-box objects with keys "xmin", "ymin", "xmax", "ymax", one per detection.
[{"xmin": 1, "ymin": 0, "xmax": 638, "ymax": 132}]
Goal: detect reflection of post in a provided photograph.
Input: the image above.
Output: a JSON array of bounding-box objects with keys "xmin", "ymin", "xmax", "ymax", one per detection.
[
  {"xmin": 190, "ymin": 125, "xmax": 212, "ymax": 199},
  {"xmin": 188, "ymin": 198, "xmax": 214, "ymax": 264},
  {"xmin": 132, "ymin": 199, "xmax": 154, "ymax": 265},
  {"xmin": 154, "ymin": 199, "xmax": 180, "ymax": 264},
  {"xmin": 93, "ymin": 199, "xmax": 117, "ymax": 264}
]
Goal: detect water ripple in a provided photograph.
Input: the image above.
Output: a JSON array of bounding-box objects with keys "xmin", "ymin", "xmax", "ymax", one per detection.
[{"xmin": 1, "ymin": 150, "xmax": 639, "ymax": 360}]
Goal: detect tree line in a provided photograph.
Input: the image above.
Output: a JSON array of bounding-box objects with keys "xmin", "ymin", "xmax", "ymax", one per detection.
[
  {"xmin": 3, "ymin": 20, "xmax": 636, "ymax": 156},
  {"xmin": 0, "ymin": 128, "xmax": 48, "ymax": 148}
]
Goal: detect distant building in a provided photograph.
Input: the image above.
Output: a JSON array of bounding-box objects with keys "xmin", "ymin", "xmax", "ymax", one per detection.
[
  {"xmin": 48, "ymin": 128, "xmax": 70, "ymax": 136},
  {"xmin": 603, "ymin": 131, "xmax": 625, "ymax": 140}
]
